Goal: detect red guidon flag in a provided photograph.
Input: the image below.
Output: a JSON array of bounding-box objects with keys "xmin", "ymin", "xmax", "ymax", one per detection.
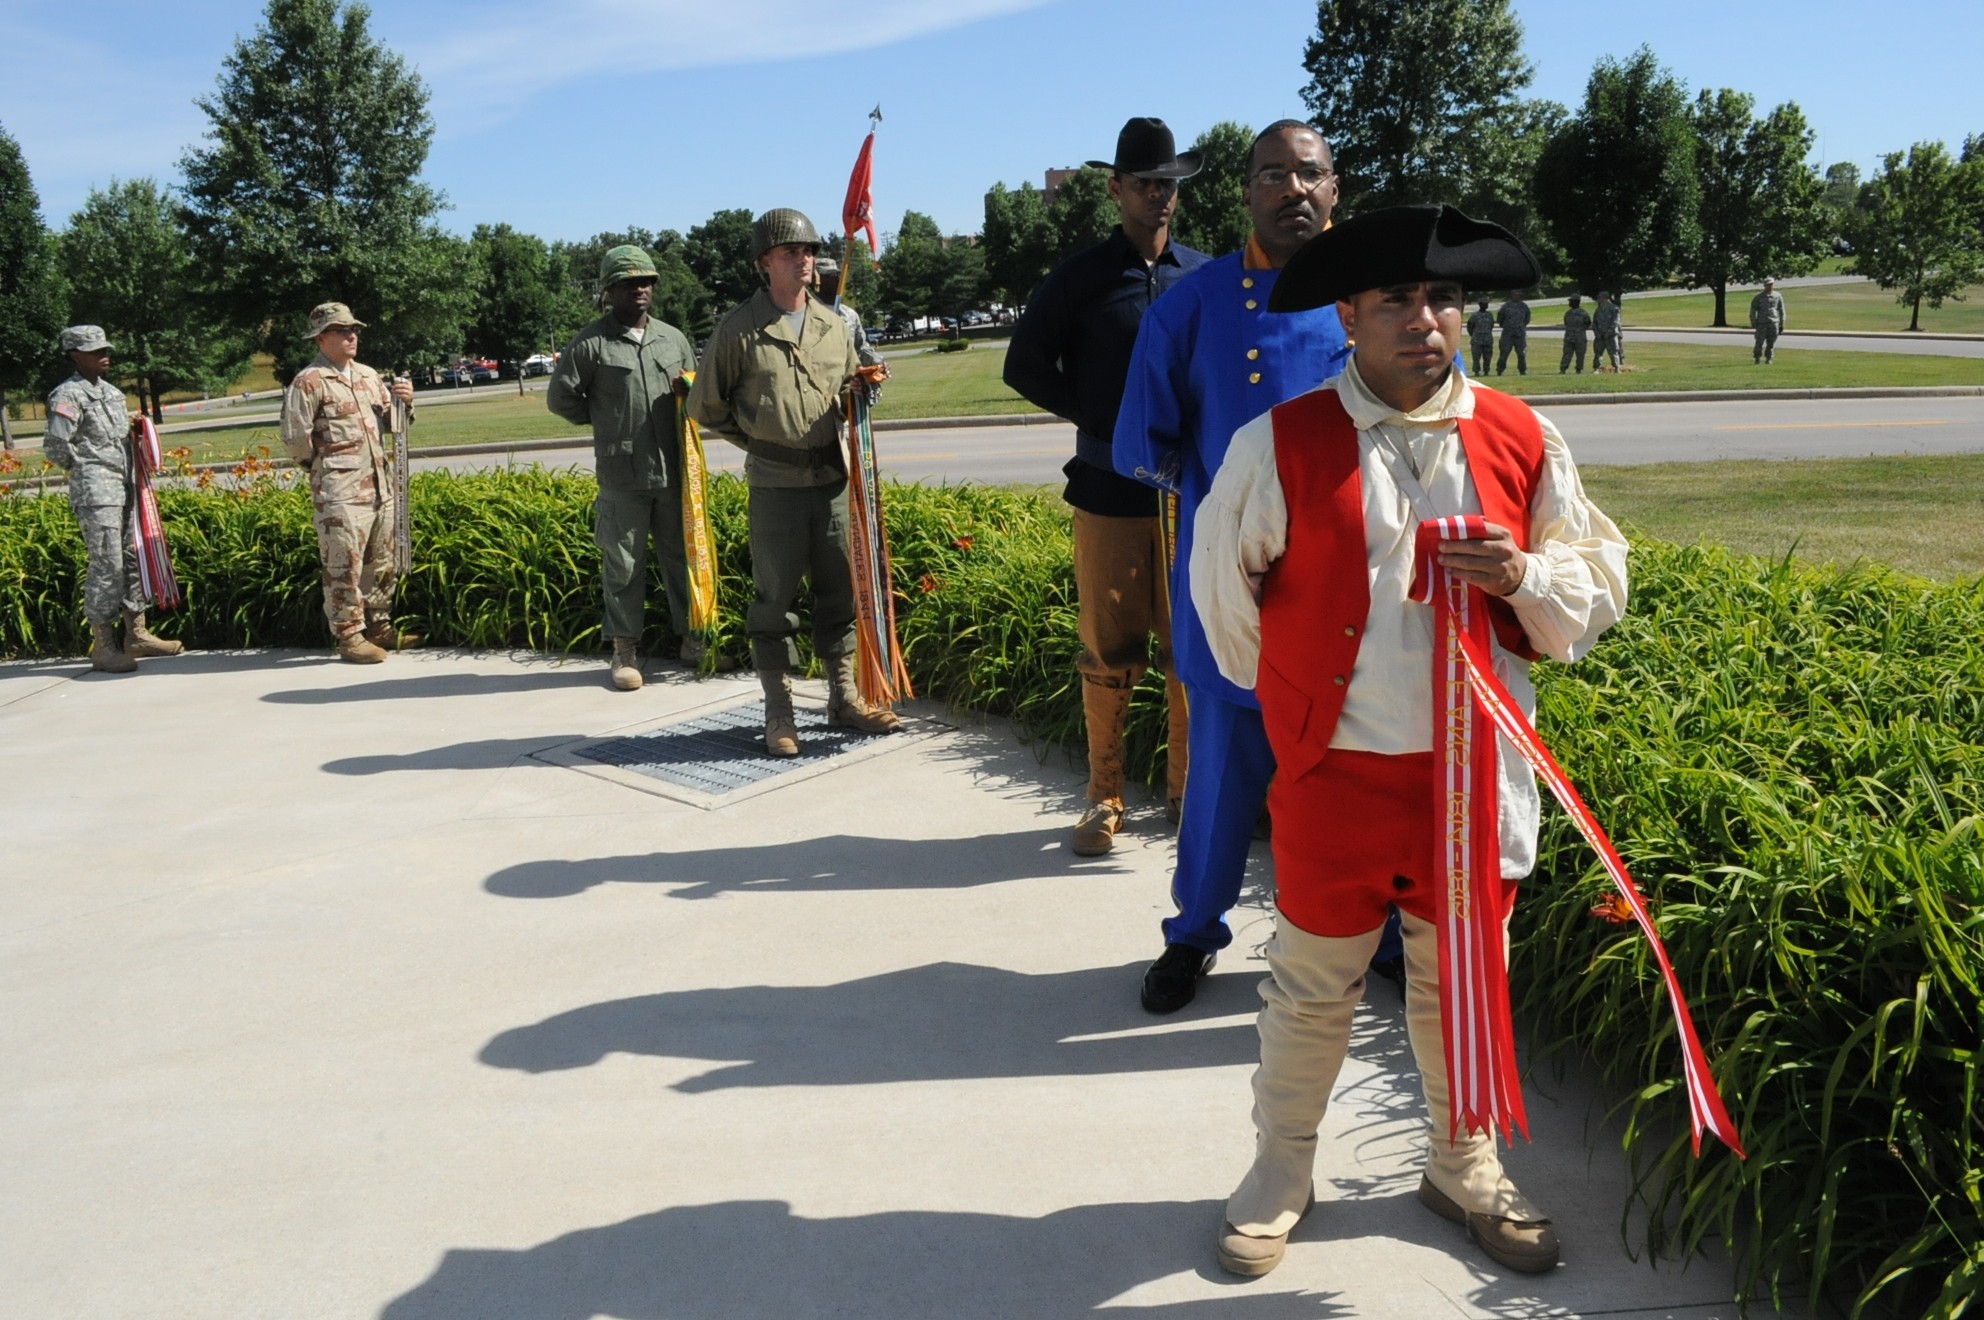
[{"xmin": 843, "ymin": 130, "xmax": 878, "ymax": 267}]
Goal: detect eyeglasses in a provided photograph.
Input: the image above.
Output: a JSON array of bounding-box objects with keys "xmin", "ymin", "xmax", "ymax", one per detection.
[{"xmin": 1252, "ymin": 165, "xmax": 1335, "ymax": 192}]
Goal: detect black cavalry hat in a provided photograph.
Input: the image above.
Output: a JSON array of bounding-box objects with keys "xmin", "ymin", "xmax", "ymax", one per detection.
[
  {"xmin": 1085, "ymin": 117, "xmax": 1202, "ymax": 179},
  {"xmin": 1267, "ymin": 204, "xmax": 1539, "ymax": 313}
]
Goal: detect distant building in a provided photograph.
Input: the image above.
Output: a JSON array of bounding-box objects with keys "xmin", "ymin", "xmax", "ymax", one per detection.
[{"xmin": 1044, "ymin": 167, "xmax": 1083, "ymax": 206}]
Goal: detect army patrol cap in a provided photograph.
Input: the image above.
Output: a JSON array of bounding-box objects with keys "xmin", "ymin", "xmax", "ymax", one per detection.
[
  {"xmin": 598, "ymin": 244, "xmax": 660, "ymax": 289},
  {"xmin": 753, "ymin": 208, "xmax": 821, "ymax": 259},
  {"xmin": 60, "ymin": 325, "xmax": 112, "ymax": 353},
  {"xmin": 301, "ymin": 302, "xmax": 366, "ymax": 338}
]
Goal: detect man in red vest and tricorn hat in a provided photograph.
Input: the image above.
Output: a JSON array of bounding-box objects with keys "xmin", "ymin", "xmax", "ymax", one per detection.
[{"xmin": 1190, "ymin": 204, "xmax": 1629, "ymax": 1277}]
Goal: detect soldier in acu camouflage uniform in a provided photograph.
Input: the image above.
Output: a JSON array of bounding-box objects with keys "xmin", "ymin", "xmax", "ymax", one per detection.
[
  {"xmin": 546, "ymin": 245, "xmax": 711, "ymax": 691},
  {"xmin": 279, "ymin": 302, "xmax": 417, "ymax": 663},
  {"xmin": 1466, "ymin": 299, "xmax": 1496, "ymax": 376},
  {"xmin": 1750, "ymin": 278, "xmax": 1785, "ymax": 364},
  {"xmin": 1559, "ymin": 295, "xmax": 1591, "ymax": 374},
  {"xmin": 687, "ymin": 207, "xmax": 899, "ymax": 757},
  {"xmin": 43, "ymin": 325, "xmax": 185, "ymax": 673},
  {"xmin": 1591, "ymin": 291, "xmax": 1623, "ymax": 371},
  {"xmin": 1495, "ymin": 294, "xmax": 1530, "ymax": 375}
]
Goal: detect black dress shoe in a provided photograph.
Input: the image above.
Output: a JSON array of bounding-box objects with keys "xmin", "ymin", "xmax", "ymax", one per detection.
[{"xmin": 1141, "ymin": 944, "xmax": 1216, "ymax": 1014}]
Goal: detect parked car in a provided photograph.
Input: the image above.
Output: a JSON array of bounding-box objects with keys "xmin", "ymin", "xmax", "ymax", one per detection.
[
  {"xmin": 467, "ymin": 358, "xmax": 500, "ymax": 383},
  {"xmin": 521, "ymin": 353, "xmax": 556, "ymax": 377}
]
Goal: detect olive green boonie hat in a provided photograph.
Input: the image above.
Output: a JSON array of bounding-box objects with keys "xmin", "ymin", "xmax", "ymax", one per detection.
[
  {"xmin": 302, "ymin": 302, "xmax": 366, "ymax": 338},
  {"xmin": 61, "ymin": 325, "xmax": 112, "ymax": 352},
  {"xmin": 598, "ymin": 244, "xmax": 659, "ymax": 289}
]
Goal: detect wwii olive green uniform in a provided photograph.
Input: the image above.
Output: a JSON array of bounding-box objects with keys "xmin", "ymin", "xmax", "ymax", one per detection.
[
  {"xmin": 545, "ymin": 312, "xmax": 697, "ymax": 641},
  {"xmin": 1559, "ymin": 303, "xmax": 1591, "ymax": 374},
  {"xmin": 1750, "ymin": 288, "xmax": 1785, "ymax": 363},
  {"xmin": 44, "ymin": 373, "xmax": 143, "ymax": 625},
  {"xmin": 1592, "ymin": 296, "xmax": 1623, "ymax": 369},
  {"xmin": 686, "ymin": 287, "xmax": 859, "ymax": 673},
  {"xmin": 1466, "ymin": 307, "xmax": 1496, "ymax": 376},
  {"xmin": 279, "ymin": 354, "xmax": 402, "ymax": 641},
  {"xmin": 1495, "ymin": 298, "xmax": 1530, "ymax": 375}
]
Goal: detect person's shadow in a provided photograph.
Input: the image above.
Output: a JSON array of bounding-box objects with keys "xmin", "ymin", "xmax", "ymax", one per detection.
[
  {"xmin": 378, "ymin": 1198, "xmax": 1351, "ymax": 1320},
  {"xmin": 484, "ymin": 827, "xmax": 1109, "ymax": 899},
  {"xmin": 478, "ymin": 961, "xmax": 1262, "ymax": 1089}
]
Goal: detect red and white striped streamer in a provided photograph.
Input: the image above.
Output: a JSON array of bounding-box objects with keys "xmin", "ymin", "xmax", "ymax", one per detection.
[
  {"xmin": 129, "ymin": 415, "xmax": 180, "ymax": 610},
  {"xmin": 1412, "ymin": 515, "xmax": 1745, "ymax": 1158}
]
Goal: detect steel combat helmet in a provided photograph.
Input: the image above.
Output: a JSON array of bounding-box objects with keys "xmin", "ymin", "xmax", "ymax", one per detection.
[
  {"xmin": 597, "ymin": 244, "xmax": 660, "ymax": 289},
  {"xmin": 752, "ymin": 208, "xmax": 822, "ymax": 260}
]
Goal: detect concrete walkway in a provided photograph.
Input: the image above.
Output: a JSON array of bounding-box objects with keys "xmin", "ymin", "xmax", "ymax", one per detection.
[{"xmin": 0, "ymin": 649, "xmax": 1790, "ymax": 1319}]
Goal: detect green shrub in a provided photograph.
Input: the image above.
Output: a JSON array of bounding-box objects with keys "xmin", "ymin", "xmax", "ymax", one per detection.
[
  {"xmin": 934, "ymin": 337, "xmax": 971, "ymax": 353},
  {"xmin": 3, "ymin": 473, "xmax": 1978, "ymax": 1314}
]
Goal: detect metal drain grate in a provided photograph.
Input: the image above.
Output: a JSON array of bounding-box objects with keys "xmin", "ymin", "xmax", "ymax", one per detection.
[{"xmin": 570, "ymin": 703, "xmax": 870, "ymax": 795}]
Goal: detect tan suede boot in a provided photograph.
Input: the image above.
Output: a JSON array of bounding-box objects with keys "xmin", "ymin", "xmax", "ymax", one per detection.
[
  {"xmin": 609, "ymin": 637, "xmax": 642, "ymax": 691},
  {"xmin": 825, "ymin": 653, "xmax": 900, "ymax": 734},
  {"xmin": 760, "ymin": 669, "xmax": 799, "ymax": 757},
  {"xmin": 1073, "ymin": 682, "xmax": 1133, "ymax": 854},
  {"xmin": 364, "ymin": 618, "xmax": 421, "ymax": 651},
  {"xmin": 122, "ymin": 610, "xmax": 183, "ymax": 658},
  {"xmin": 336, "ymin": 632, "xmax": 387, "ymax": 664},
  {"xmin": 89, "ymin": 621, "xmax": 136, "ymax": 673}
]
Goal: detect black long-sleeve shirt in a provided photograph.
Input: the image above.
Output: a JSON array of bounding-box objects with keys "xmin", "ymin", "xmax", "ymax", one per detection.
[{"xmin": 1004, "ymin": 227, "xmax": 1208, "ymax": 516}]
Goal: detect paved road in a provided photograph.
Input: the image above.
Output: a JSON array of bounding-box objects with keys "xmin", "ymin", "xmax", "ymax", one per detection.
[{"xmin": 420, "ymin": 394, "xmax": 1984, "ymax": 485}]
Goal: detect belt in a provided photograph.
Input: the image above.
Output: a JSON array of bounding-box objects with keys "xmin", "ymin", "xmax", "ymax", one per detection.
[{"xmin": 747, "ymin": 438, "xmax": 841, "ymax": 472}]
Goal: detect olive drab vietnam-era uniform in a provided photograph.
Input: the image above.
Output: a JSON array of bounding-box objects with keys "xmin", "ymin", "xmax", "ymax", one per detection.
[
  {"xmin": 279, "ymin": 307, "xmax": 406, "ymax": 651},
  {"xmin": 545, "ymin": 245, "xmax": 700, "ymax": 684}
]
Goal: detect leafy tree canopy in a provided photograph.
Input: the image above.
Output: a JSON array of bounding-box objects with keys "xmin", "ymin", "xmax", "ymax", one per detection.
[
  {"xmin": 1848, "ymin": 141, "xmax": 1984, "ymax": 331},
  {"xmin": 1172, "ymin": 121, "xmax": 1254, "ymax": 258},
  {"xmin": 1687, "ymin": 90, "xmax": 1830, "ymax": 325},
  {"xmin": 0, "ymin": 122, "xmax": 67, "ymax": 443}
]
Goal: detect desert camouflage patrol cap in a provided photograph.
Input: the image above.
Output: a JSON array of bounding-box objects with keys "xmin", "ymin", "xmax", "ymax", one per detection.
[
  {"xmin": 598, "ymin": 245, "xmax": 660, "ymax": 288},
  {"xmin": 302, "ymin": 302, "xmax": 366, "ymax": 337},
  {"xmin": 60, "ymin": 325, "xmax": 112, "ymax": 352}
]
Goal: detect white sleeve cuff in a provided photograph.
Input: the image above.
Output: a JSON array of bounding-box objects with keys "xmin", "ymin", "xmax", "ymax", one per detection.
[{"xmin": 1506, "ymin": 550, "xmax": 1551, "ymax": 604}]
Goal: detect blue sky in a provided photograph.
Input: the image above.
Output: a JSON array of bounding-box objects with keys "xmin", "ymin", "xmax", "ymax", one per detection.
[{"xmin": 3, "ymin": 0, "xmax": 1978, "ymax": 249}]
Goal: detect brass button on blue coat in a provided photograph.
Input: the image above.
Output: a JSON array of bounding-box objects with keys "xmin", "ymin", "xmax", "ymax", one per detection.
[
  {"xmin": 1246, "ymin": 348, "xmax": 1260, "ymax": 360},
  {"xmin": 1249, "ymin": 372, "xmax": 1261, "ymax": 384},
  {"xmin": 1242, "ymin": 276, "xmax": 1255, "ymax": 289},
  {"xmin": 1245, "ymin": 299, "xmax": 1258, "ymax": 310}
]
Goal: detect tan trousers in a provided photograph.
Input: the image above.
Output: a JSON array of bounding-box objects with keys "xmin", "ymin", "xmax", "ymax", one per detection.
[
  {"xmin": 1071, "ymin": 509, "xmax": 1187, "ymax": 804},
  {"xmin": 1226, "ymin": 910, "xmax": 1544, "ymax": 1236}
]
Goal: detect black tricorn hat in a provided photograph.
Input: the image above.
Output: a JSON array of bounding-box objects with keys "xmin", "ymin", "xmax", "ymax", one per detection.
[
  {"xmin": 1085, "ymin": 117, "xmax": 1202, "ymax": 179},
  {"xmin": 1267, "ymin": 204, "xmax": 1539, "ymax": 313}
]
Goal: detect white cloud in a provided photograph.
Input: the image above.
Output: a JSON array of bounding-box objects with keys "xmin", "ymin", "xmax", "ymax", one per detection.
[{"xmin": 400, "ymin": 0, "xmax": 1058, "ymax": 129}]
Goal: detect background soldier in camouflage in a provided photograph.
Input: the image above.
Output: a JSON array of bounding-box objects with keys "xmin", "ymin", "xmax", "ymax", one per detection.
[
  {"xmin": 1466, "ymin": 298, "xmax": 1496, "ymax": 376},
  {"xmin": 43, "ymin": 325, "xmax": 184, "ymax": 673},
  {"xmin": 546, "ymin": 245, "xmax": 709, "ymax": 691},
  {"xmin": 1750, "ymin": 278, "xmax": 1786, "ymax": 363},
  {"xmin": 814, "ymin": 256, "xmax": 888, "ymax": 384},
  {"xmin": 1559, "ymin": 295, "xmax": 1591, "ymax": 374},
  {"xmin": 1592, "ymin": 290, "xmax": 1624, "ymax": 371},
  {"xmin": 1495, "ymin": 294, "xmax": 1530, "ymax": 375},
  {"xmin": 278, "ymin": 302, "xmax": 416, "ymax": 664},
  {"xmin": 687, "ymin": 208, "xmax": 898, "ymax": 756}
]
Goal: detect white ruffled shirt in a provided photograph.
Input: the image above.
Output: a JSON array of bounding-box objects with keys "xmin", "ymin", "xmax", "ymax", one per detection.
[{"xmin": 1189, "ymin": 359, "xmax": 1630, "ymax": 876}]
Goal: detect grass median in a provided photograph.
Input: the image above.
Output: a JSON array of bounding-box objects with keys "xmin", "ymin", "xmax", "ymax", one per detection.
[{"xmin": 1622, "ymin": 278, "xmax": 1984, "ymax": 334}]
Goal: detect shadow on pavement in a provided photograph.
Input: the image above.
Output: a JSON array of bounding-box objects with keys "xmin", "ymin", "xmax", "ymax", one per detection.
[
  {"xmin": 485, "ymin": 827, "xmax": 1112, "ymax": 899},
  {"xmin": 324, "ymin": 736, "xmax": 589, "ymax": 774},
  {"xmin": 378, "ymin": 1198, "xmax": 1350, "ymax": 1320},
  {"xmin": 264, "ymin": 666, "xmax": 606, "ymax": 703},
  {"xmin": 478, "ymin": 961, "xmax": 1261, "ymax": 1087}
]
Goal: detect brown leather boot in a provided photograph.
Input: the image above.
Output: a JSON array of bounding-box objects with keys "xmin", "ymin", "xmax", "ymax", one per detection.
[
  {"xmin": 89, "ymin": 620, "xmax": 136, "ymax": 673},
  {"xmin": 122, "ymin": 610, "xmax": 183, "ymax": 658},
  {"xmin": 760, "ymin": 669, "xmax": 799, "ymax": 757},
  {"xmin": 609, "ymin": 637, "xmax": 642, "ymax": 691},
  {"xmin": 1074, "ymin": 681, "xmax": 1133, "ymax": 851},
  {"xmin": 825, "ymin": 653, "xmax": 901, "ymax": 734},
  {"xmin": 336, "ymin": 632, "xmax": 387, "ymax": 664}
]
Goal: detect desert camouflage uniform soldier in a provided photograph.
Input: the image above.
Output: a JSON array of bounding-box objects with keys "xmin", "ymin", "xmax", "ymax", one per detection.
[
  {"xmin": 1750, "ymin": 278, "xmax": 1785, "ymax": 363},
  {"xmin": 1559, "ymin": 295, "xmax": 1591, "ymax": 373},
  {"xmin": 1466, "ymin": 299, "xmax": 1495, "ymax": 376},
  {"xmin": 1494, "ymin": 295, "xmax": 1530, "ymax": 375},
  {"xmin": 43, "ymin": 325, "xmax": 184, "ymax": 673},
  {"xmin": 279, "ymin": 302, "xmax": 417, "ymax": 663},
  {"xmin": 1592, "ymin": 291, "xmax": 1623, "ymax": 370}
]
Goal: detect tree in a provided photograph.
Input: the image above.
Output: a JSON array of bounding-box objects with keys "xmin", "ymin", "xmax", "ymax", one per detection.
[
  {"xmin": 1299, "ymin": 0, "xmax": 1541, "ymax": 214},
  {"xmin": 0, "ymin": 124, "xmax": 66, "ymax": 450},
  {"xmin": 876, "ymin": 211, "xmax": 946, "ymax": 323},
  {"xmin": 1171, "ymin": 121, "xmax": 1254, "ymax": 257},
  {"xmin": 465, "ymin": 223, "xmax": 560, "ymax": 368},
  {"xmin": 819, "ymin": 231, "xmax": 880, "ymax": 319},
  {"xmin": 178, "ymin": 0, "xmax": 471, "ymax": 378},
  {"xmin": 684, "ymin": 209, "xmax": 758, "ymax": 319},
  {"xmin": 1047, "ymin": 168, "xmax": 1116, "ymax": 264},
  {"xmin": 1533, "ymin": 47, "xmax": 1700, "ymax": 296},
  {"xmin": 60, "ymin": 179, "xmax": 250, "ymax": 422},
  {"xmin": 1848, "ymin": 141, "xmax": 1984, "ymax": 331},
  {"xmin": 1686, "ymin": 91, "xmax": 1830, "ymax": 325},
  {"xmin": 980, "ymin": 182, "xmax": 1055, "ymax": 309}
]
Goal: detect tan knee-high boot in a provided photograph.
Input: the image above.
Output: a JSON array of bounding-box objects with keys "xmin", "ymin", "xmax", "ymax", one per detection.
[
  {"xmin": 1081, "ymin": 681, "xmax": 1132, "ymax": 804},
  {"xmin": 1226, "ymin": 920, "xmax": 1383, "ymax": 1236}
]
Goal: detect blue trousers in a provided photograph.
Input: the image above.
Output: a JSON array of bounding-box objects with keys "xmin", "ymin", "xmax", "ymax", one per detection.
[{"xmin": 1162, "ymin": 685, "xmax": 1402, "ymax": 965}]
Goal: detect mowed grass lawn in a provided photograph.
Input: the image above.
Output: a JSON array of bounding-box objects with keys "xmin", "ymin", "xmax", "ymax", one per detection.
[
  {"xmin": 1502, "ymin": 342, "xmax": 1984, "ymax": 394},
  {"xmin": 1623, "ymin": 278, "xmax": 1984, "ymax": 333},
  {"xmin": 1584, "ymin": 451, "xmax": 1984, "ymax": 580}
]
